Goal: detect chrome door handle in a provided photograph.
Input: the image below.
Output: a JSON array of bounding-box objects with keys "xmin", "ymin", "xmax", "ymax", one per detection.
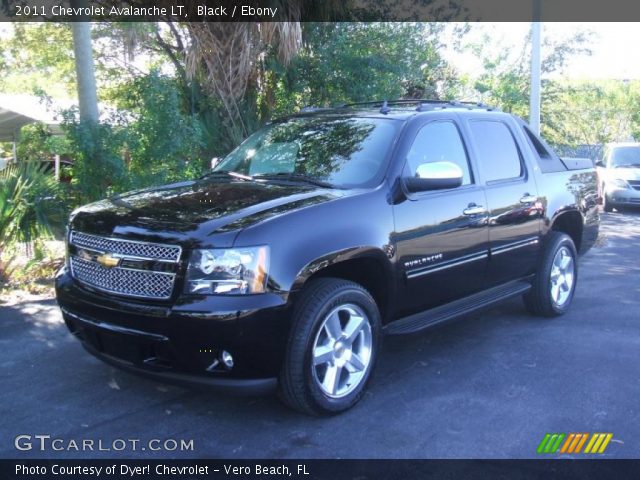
[
  {"xmin": 463, "ymin": 204, "xmax": 486, "ymax": 216},
  {"xmin": 520, "ymin": 194, "xmax": 538, "ymax": 203}
]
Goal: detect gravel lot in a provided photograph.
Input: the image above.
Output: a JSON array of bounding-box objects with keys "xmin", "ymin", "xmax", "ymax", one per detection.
[{"xmin": 1, "ymin": 210, "xmax": 639, "ymax": 459}]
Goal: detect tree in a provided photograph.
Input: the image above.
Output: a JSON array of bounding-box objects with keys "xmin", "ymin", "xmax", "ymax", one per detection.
[
  {"xmin": 265, "ymin": 23, "xmax": 463, "ymax": 118},
  {"xmin": 184, "ymin": 22, "xmax": 302, "ymax": 143},
  {"xmin": 70, "ymin": 0, "xmax": 99, "ymax": 123},
  {"xmin": 544, "ymin": 80, "xmax": 639, "ymax": 157},
  {"xmin": 0, "ymin": 23, "xmax": 76, "ymax": 97},
  {"xmin": 471, "ymin": 27, "xmax": 593, "ymax": 117}
]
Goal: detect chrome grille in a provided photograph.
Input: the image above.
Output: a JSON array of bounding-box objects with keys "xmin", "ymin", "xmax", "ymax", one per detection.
[
  {"xmin": 69, "ymin": 231, "xmax": 181, "ymax": 300},
  {"xmin": 70, "ymin": 231, "xmax": 181, "ymax": 262},
  {"xmin": 70, "ymin": 256, "xmax": 175, "ymax": 299},
  {"xmin": 628, "ymin": 180, "xmax": 640, "ymax": 191}
]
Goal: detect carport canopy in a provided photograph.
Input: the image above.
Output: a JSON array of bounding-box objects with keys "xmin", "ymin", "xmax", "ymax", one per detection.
[{"xmin": 0, "ymin": 93, "xmax": 67, "ymax": 142}]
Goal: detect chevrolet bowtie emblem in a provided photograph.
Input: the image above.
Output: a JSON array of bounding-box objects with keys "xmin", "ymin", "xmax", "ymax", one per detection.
[{"xmin": 96, "ymin": 253, "xmax": 120, "ymax": 268}]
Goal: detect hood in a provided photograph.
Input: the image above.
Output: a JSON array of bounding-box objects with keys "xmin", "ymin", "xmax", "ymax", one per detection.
[
  {"xmin": 609, "ymin": 166, "xmax": 640, "ymax": 181},
  {"xmin": 70, "ymin": 178, "xmax": 341, "ymax": 244}
]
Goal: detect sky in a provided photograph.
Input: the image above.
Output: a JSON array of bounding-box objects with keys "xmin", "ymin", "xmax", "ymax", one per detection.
[{"xmin": 445, "ymin": 22, "xmax": 640, "ymax": 81}]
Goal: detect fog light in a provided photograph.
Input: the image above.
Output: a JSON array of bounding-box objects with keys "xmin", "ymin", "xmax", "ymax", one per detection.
[
  {"xmin": 206, "ymin": 359, "xmax": 220, "ymax": 372},
  {"xmin": 220, "ymin": 350, "xmax": 234, "ymax": 369}
]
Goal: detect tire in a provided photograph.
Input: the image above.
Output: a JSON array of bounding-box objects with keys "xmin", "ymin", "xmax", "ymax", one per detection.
[
  {"xmin": 524, "ymin": 232, "xmax": 578, "ymax": 317},
  {"xmin": 279, "ymin": 278, "xmax": 381, "ymax": 415},
  {"xmin": 603, "ymin": 192, "xmax": 614, "ymax": 212}
]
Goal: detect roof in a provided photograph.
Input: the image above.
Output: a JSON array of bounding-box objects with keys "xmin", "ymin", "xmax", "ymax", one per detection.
[
  {"xmin": 604, "ymin": 142, "xmax": 640, "ymax": 148},
  {"xmin": 291, "ymin": 99, "xmax": 500, "ymax": 121},
  {"xmin": 0, "ymin": 93, "xmax": 131, "ymax": 143},
  {"xmin": 0, "ymin": 93, "xmax": 70, "ymax": 141}
]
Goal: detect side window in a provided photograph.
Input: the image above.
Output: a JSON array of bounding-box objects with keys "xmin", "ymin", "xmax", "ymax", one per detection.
[
  {"xmin": 522, "ymin": 125, "xmax": 552, "ymax": 160},
  {"xmin": 405, "ymin": 121, "xmax": 473, "ymax": 185},
  {"xmin": 469, "ymin": 121, "xmax": 523, "ymax": 183}
]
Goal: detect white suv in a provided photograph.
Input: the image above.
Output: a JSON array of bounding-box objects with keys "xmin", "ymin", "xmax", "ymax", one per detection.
[{"xmin": 597, "ymin": 143, "xmax": 640, "ymax": 212}]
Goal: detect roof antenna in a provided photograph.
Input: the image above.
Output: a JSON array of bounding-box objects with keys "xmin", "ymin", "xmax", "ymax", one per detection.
[{"xmin": 380, "ymin": 100, "xmax": 391, "ymax": 115}]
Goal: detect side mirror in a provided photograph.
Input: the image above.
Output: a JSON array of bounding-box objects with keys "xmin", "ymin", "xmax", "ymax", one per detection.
[
  {"xmin": 210, "ymin": 157, "xmax": 221, "ymax": 169},
  {"xmin": 404, "ymin": 161, "xmax": 464, "ymax": 192},
  {"xmin": 595, "ymin": 160, "xmax": 605, "ymax": 168}
]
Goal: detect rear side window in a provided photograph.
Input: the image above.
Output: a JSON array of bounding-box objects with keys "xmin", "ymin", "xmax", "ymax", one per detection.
[
  {"xmin": 405, "ymin": 121, "xmax": 473, "ymax": 185},
  {"xmin": 523, "ymin": 126, "xmax": 552, "ymax": 159},
  {"xmin": 468, "ymin": 121, "xmax": 523, "ymax": 183}
]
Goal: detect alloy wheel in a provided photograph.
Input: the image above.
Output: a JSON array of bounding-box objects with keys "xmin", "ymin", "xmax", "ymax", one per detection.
[
  {"xmin": 550, "ymin": 246, "xmax": 575, "ymax": 307},
  {"xmin": 311, "ymin": 303, "xmax": 373, "ymax": 399}
]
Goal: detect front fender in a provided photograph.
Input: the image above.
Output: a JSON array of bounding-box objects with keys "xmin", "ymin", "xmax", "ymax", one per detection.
[
  {"xmin": 233, "ymin": 187, "xmax": 396, "ymax": 298},
  {"xmin": 291, "ymin": 246, "xmax": 395, "ymax": 291}
]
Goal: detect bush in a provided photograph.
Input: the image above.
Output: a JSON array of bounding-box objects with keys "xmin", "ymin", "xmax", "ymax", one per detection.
[
  {"xmin": 62, "ymin": 72, "xmax": 210, "ymax": 203},
  {"xmin": 114, "ymin": 71, "xmax": 207, "ymax": 188},
  {"xmin": 0, "ymin": 161, "xmax": 66, "ymax": 281},
  {"xmin": 62, "ymin": 110, "xmax": 129, "ymax": 203}
]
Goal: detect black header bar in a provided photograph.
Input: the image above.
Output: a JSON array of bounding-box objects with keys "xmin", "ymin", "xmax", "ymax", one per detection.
[
  {"xmin": 2, "ymin": 0, "xmax": 640, "ymax": 22},
  {"xmin": 2, "ymin": 459, "xmax": 640, "ymax": 480}
]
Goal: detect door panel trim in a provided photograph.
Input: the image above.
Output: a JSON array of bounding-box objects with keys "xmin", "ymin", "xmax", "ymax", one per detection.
[
  {"xmin": 490, "ymin": 237, "xmax": 539, "ymax": 256},
  {"xmin": 406, "ymin": 251, "xmax": 488, "ymax": 279}
]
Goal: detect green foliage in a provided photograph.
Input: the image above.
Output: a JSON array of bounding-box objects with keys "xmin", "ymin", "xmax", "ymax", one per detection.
[
  {"xmin": 7, "ymin": 21, "xmax": 639, "ymax": 218},
  {"xmin": 61, "ymin": 72, "xmax": 209, "ymax": 200},
  {"xmin": 62, "ymin": 110, "xmax": 128, "ymax": 203},
  {"xmin": 543, "ymin": 80, "xmax": 639, "ymax": 155},
  {"xmin": 461, "ymin": 26, "xmax": 639, "ymax": 153},
  {"xmin": 111, "ymin": 72, "xmax": 207, "ymax": 187},
  {"xmin": 0, "ymin": 24, "xmax": 76, "ymax": 98},
  {"xmin": 265, "ymin": 23, "xmax": 461, "ymax": 117},
  {"xmin": 15, "ymin": 123, "xmax": 72, "ymax": 163},
  {"xmin": 0, "ymin": 162, "xmax": 65, "ymax": 279},
  {"xmin": 471, "ymin": 27, "xmax": 593, "ymax": 117}
]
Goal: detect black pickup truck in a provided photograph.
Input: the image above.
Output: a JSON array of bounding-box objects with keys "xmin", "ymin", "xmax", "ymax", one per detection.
[{"xmin": 56, "ymin": 100, "xmax": 600, "ymax": 414}]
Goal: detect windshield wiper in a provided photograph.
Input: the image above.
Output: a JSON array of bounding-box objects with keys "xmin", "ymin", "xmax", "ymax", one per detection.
[
  {"xmin": 615, "ymin": 163, "xmax": 640, "ymax": 168},
  {"xmin": 200, "ymin": 170, "xmax": 253, "ymax": 181},
  {"xmin": 253, "ymin": 173, "xmax": 334, "ymax": 188}
]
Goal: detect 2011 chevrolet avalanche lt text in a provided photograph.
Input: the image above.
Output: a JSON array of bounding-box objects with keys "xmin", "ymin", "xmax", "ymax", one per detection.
[{"xmin": 56, "ymin": 100, "xmax": 600, "ymax": 414}]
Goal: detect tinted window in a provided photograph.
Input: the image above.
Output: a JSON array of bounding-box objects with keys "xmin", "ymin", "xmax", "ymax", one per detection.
[
  {"xmin": 609, "ymin": 146, "xmax": 640, "ymax": 167},
  {"xmin": 469, "ymin": 121, "xmax": 522, "ymax": 182},
  {"xmin": 406, "ymin": 121, "xmax": 472, "ymax": 185},
  {"xmin": 215, "ymin": 117, "xmax": 399, "ymax": 188},
  {"xmin": 523, "ymin": 126, "xmax": 551, "ymax": 159}
]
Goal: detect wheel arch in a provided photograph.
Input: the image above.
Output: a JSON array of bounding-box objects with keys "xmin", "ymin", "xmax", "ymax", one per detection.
[
  {"xmin": 549, "ymin": 209, "xmax": 584, "ymax": 252},
  {"xmin": 291, "ymin": 248, "xmax": 396, "ymax": 323}
]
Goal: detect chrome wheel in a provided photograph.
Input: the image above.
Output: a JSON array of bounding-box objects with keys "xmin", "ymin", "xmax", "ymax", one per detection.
[
  {"xmin": 311, "ymin": 303, "xmax": 373, "ymax": 399},
  {"xmin": 550, "ymin": 246, "xmax": 574, "ymax": 307}
]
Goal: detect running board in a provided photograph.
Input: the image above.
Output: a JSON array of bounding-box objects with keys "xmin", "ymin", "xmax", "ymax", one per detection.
[{"xmin": 384, "ymin": 280, "xmax": 532, "ymax": 336}]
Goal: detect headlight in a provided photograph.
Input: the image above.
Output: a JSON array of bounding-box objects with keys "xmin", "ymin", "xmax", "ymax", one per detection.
[
  {"xmin": 185, "ymin": 246, "xmax": 269, "ymax": 295},
  {"xmin": 611, "ymin": 178, "xmax": 630, "ymax": 189}
]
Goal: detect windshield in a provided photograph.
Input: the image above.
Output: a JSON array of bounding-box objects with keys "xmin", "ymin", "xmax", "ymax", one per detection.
[
  {"xmin": 610, "ymin": 146, "xmax": 640, "ymax": 167},
  {"xmin": 213, "ymin": 116, "xmax": 399, "ymax": 188}
]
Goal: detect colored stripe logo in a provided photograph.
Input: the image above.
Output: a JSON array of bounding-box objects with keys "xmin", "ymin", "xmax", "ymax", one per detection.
[{"xmin": 537, "ymin": 433, "xmax": 613, "ymax": 454}]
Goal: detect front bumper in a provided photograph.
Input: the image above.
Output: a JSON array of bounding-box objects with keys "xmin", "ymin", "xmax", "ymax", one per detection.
[
  {"xmin": 56, "ymin": 267, "xmax": 291, "ymax": 395},
  {"xmin": 606, "ymin": 185, "xmax": 640, "ymax": 206}
]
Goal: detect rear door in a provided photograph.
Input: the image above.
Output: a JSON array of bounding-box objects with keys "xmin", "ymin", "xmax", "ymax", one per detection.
[
  {"xmin": 392, "ymin": 115, "xmax": 490, "ymax": 316},
  {"xmin": 463, "ymin": 117, "xmax": 542, "ymax": 285}
]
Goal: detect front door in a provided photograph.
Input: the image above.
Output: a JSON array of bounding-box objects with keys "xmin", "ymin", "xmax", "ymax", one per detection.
[{"xmin": 392, "ymin": 118, "xmax": 490, "ymax": 317}]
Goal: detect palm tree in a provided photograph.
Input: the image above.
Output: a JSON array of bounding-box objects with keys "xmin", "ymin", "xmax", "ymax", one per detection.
[
  {"xmin": 184, "ymin": 22, "xmax": 302, "ymax": 141},
  {"xmin": 102, "ymin": 19, "xmax": 302, "ymax": 144},
  {"xmin": 0, "ymin": 163, "xmax": 61, "ymax": 281},
  {"xmin": 70, "ymin": 0, "xmax": 100, "ymax": 123}
]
